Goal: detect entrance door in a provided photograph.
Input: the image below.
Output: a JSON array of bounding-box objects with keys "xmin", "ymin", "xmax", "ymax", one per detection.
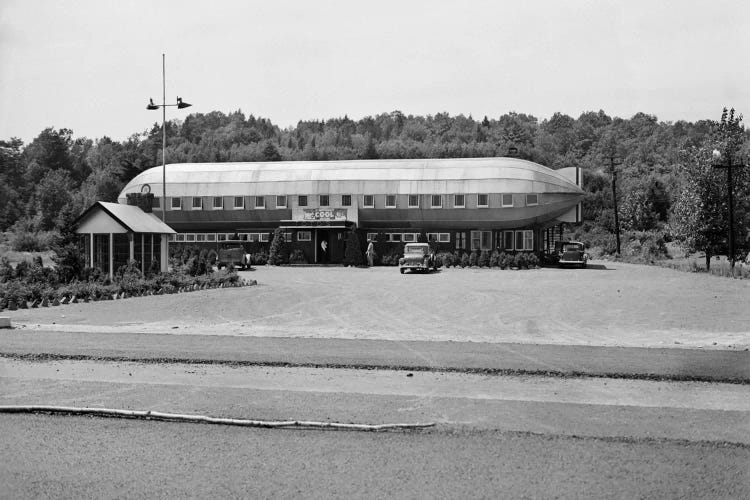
[{"xmin": 329, "ymin": 230, "xmax": 345, "ymax": 263}]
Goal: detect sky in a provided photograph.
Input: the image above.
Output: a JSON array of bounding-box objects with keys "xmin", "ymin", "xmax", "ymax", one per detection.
[{"xmin": 1, "ymin": 0, "xmax": 748, "ymax": 144}]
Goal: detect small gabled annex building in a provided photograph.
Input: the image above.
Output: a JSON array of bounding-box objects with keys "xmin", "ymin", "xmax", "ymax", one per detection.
[{"xmin": 75, "ymin": 199, "xmax": 175, "ymax": 278}]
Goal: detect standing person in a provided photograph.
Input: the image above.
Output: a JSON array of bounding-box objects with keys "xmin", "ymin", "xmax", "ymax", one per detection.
[
  {"xmin": 366, "ymin": 239, "xmax": 374, "ymax": 267},
  {"xmin": 320, "ymin": 240, "xmax": 328, "ymax": 263}
]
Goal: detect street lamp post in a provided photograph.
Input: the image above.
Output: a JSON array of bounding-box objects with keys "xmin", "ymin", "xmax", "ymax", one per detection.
[
  {"xmin": 608, "ymin": 155, "xmax": 622, "ymax": 256},
  {"xmin": 712, "ymin": 149, "xmax": 745, "ymax": 269},
  {"xmin": 147, "ymin": 53, "xmax": 191, "ymax": 222}
]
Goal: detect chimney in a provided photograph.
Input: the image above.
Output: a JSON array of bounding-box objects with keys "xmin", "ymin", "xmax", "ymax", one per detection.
[{"xmin": 126, "ymin": 193, "xmax": 154, "ymax": 213}]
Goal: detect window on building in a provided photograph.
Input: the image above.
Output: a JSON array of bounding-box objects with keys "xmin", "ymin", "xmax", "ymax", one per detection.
[
  {"xmin": 152, "ymin": 197, "xmax": 161, "ymax": 208},
  {"xmin": 298, "ymin": 195, "xmax": 308, "ymax": 207},
  {"xmin": 283, "ymin": 232, "xmax": 292, "ymax": 242},
  {"xmin": 427, "ymin": 233, "xmax": 439, "ymax": 242},
  {"xmin": 389, "ymin": 233, "xmax": 402, "ymax": 242},
  {"xmin": 255, "ymin": 196, "xmax": 265, "ymax": 209},
  {"xmin": 206, "ymin": 234, "xmax": 216, "ymax": 242},
  {"xmin": 456, "ymin": 232, "xmax": 466, "ymax": 249},
  {"xmin": 438, "ymin": 233, "xmax": 450, "ymax": 243},
  {"xmin": 454, "ymin": 194, "xmax": 465, "ymax": 208},
  {"xmin": 175, "ymin": 234, "xmax": 185, "ymax": 242},
  {"xmin": 501, "ymin": 194, "xmax": 513, "ymax": 207},
  {"xmin": 363, "ymin": 195, "xmax": 374, "ymax": 208},
  {"xmin": 341, "ymin": 194, "xmax": 351, "ymax": 206},
  {"xmin": 402, "ymin": 233, "xmax": 417, "ymax": 242},
  {"xmin": 320, "ymin": 195, "xmax": 329, "ymax": 207},
  {"xmin": 526, "ymin": 194, "xmax": 539, "ymax": 206},
  {"xmin": 191, "ymin": 197, "xmax": 202, "ymax": 210},
  {"xmin": 298, "ymin": 231, "xmax": 311, "ymax": 242},
  {"xmin": 196, "ymin": 234, "xmax": 206, "ymax": 242},
  {"xmin": 213, "ymin": 197, "xmax": 223, "ymax": 210},
  {"xmin": 408, "ymin": 195, "xmax": 419, "ymax": 208},
  {"xmin": 515, "ymin": 230, "xmax": 534, "ymax": 251},
  {"xmin": 385, "ymin": 195, "xmax": 397, "ymax": 208},
  {"xmin": 471, "ymin": 230, "xmax": 492, "ymax": 251},
  {"xmin": 233, "ymin": 196, "xmax": 245, "ymax": 209},
  {"xmin": 276, "ymin": 195, "xmax": 287, "ymax": 208},
  {"xmin": 185, "ymin": 233, "xmax": 195, "ymax": 242},
  {"xmin": 246, "ymin": 233, "xmax": 258, "ymax": 242},
  {"xmin": 366, "ymin": 232, "xmax": 378, "ymax": 242},
  {"xmin": 477, "ymin": 194, "xmax": 489, "ymax": 208},
  {"xmin": 431, "ymin": 195, "xmax": 442, "ymax": 208},
  {"xmin": 504, "ymin": 231, "xmax": 514, "ymax": 251},
  {"xmin": 171, "ymin": 197, "xmax": 182, "ymax": 210},
  {"xmin": 168, "ymin": 234, "xmax": 176, "ymax": 242},
  {"xmin": 259, "ymin": 233, "xmax": 270, "ymax": 243},
  {"xmin": 217, "ymin": 234, "xmax": 227, "ymax": 241}
]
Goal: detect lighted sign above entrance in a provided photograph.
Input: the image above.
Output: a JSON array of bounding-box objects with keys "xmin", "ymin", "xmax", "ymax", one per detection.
[{"xmin": 303, "ymin": 208, "xmax": 347, "ymax": 221}]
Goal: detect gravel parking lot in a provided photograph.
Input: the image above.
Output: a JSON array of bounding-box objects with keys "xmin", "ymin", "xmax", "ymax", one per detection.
[{"xmin": 5, "ymin": 261, "xmax": 750, "ymax": 349}]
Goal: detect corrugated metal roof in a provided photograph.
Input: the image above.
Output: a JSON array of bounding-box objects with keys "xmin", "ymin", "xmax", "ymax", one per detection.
[
  {"xmin": 95, "ymin": 202, "xmax": 176, "ymax": 233},
  {"xmin": 118, "ymin": 158, "xmax": 583, "ymax": 201}
]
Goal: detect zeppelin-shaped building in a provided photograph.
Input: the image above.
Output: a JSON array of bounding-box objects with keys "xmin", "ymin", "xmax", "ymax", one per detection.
[{"xmin": 117, "ymin": 157, "xmax": 584, "ymax": 264}]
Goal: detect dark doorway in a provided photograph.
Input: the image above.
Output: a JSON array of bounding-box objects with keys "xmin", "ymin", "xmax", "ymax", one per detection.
[
  {"xmin": 317, "ymin": 230, "xmax": 330, "ymax": 263},
  {"xmin": 316, "ymin": 230, "xmax": 345, "ymax": 264}
]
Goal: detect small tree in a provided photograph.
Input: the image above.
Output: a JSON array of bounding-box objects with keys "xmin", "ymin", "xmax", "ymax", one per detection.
[
  {"xmin": 343, "ymin": 229, "xmax": 363, "ymax": 266},
  {"xmin": 268, "ymin": 228, "xmax": 286, "ymax": 265},
  {"xmin": 671, "ymin": 108, "xmax": 750, "ymax": 270}
]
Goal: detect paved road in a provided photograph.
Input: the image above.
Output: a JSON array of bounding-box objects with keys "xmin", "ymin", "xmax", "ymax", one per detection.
[
  {"xmin": 2, "ymin": 330, "xmax": 749, "ymax": 382},
  {"xmin": 2, "ymin": 414, "xmax": 748, "ymax": 499},
  {"xmin": 2, "ymin": 359, "xmax": 749, "ymax": 443}
]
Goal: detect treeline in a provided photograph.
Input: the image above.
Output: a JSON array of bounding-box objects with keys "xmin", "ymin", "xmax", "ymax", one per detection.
[{"xmin": 1, "ymin": 109, "xmax": 748, "ymax": 255}]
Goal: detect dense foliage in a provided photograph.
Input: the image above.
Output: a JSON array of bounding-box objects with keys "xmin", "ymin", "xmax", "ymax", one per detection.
[{"xmin": 2, "ymin": 108, "xmax": 748, "ymax": 262}]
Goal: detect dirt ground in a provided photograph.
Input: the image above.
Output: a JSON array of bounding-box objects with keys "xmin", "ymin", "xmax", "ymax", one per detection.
[{"xmin": 4, "ymin": 261, "xmax": 750, "ymax": 349}]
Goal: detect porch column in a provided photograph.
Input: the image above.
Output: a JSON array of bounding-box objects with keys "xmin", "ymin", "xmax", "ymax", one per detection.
[
  {"xmin": 129, "ymin": 233, "xmax": 135, "ymax": 264},
  {"xmin": 161, "ymin": 234, "xmax": 169, "ymax": 272},
  {"xmin": 108, "ymin": 233, "xmax": 114, "ymax": 280}
]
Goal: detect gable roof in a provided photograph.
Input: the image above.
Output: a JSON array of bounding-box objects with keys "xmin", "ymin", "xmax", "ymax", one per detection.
[{"xmin": 76, "ymin": 202, "xmax": 176, "ymax": 234}]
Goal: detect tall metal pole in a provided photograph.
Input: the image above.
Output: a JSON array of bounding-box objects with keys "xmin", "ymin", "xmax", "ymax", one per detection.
[
  {"xmin": 609, "ymin": 156, "xmax": 621, "ymax": 256},
  {"xmin": 161, "ymin": 53, "xmax": 166, "ymax": 223},
  {"xmin": 726, "ymin": 156, "xmax": 735, "ymax": 268},
  {"xmin": 713, "ymin": 152, "xmax": 744, "ymax": 269}
]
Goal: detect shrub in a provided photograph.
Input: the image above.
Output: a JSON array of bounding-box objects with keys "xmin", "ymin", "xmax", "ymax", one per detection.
[
  {"xmin": 343, "ymin": 230, "xmax": 363, "ymax": 266},
  {"xmin": 468, "ymin": 251, "xmax": 479, "ymax": 267},
  {"xmin": 526, "ymin": 253, "xmax": 540, "ymax": 268},
  {"xmin": 436, "ymin": 252, "xmax": 454, "ymax": 268},
  {"xmin": 0, "ymin": 258, "xmax": 13, "ymax": 283},
  {"xmin": 460, "ymin": 252, "xmax": 470, "ymax": 268},
  {"xmin": 289, "ymin": 249, "xmax": 307, "ymax": 264},
  {"xmin": 478, "ymin": 250, "xmax": 490, "ymax": 267},
  {"xmin": 252, "ymin": 251, "xmax": 269, "ymax": 266},
  {"xmin": 513, "ymin": 253, "xmax": 528, "ymax": 269},
  {"xmin": 268, "ymin": 228, "xmax": 286, "ymax": 265}
]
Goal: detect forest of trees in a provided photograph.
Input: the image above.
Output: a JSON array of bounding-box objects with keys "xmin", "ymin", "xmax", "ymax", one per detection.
[{"xmin": 1, "ymin": 108, "xmax": 748, "ymax": 264}]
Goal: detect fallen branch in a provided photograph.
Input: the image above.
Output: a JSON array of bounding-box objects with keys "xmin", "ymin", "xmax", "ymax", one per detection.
[{"xmin": 0, "ymin": 405, "xmax": 435, "ymax": 432}]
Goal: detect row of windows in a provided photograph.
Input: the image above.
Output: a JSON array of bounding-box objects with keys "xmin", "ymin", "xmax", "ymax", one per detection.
[
  {"xmin": 158, "ymin": 193, "xmax": 540, "ymax": 210},
  {"xmin": 365, "ymin": 232, "xmax": 452, "ymax": 243},
  {"xmin": 470, "ymin": 230, "xmax": 534, "ymax": 252},
  {"xmin": 169, "ymin": 230, "xmax": 533, "ymax": 251}
]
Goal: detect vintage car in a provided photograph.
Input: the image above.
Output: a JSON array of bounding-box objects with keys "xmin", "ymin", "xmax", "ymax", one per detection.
[
  {"xmin": 217, "ymin": 245, "xmax": 249, "ymax": 270},
  {"xmin": 399, "ymin": 243, "xmax": 437, "ymax": 274},
  {"xmin": 556, "ymin": 241, "xmax": 588, "ymax": 268}
]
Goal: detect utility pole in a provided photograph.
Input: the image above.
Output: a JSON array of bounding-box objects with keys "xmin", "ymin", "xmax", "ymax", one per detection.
[
  {"xmin": 608, "ymin": 156, "xmax": 622, "ymax": 256},
  {"xmin": 712, "ymin": 149, "xmax": 745, "ymax": 268}
]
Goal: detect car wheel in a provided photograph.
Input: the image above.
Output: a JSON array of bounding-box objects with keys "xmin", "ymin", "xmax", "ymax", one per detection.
[{"xmin": 400, "ymin": 268, "xmax": 405, "ymax": 274}]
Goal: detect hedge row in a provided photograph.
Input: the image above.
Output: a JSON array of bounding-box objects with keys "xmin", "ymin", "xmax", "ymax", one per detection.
[
  {"xmin": 435, "ymin": 250, "xmax": 540, "ymax": 269},
  {"xmin": 0, "ymin": 259, "xmax": 253, "ymax": 312}
]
